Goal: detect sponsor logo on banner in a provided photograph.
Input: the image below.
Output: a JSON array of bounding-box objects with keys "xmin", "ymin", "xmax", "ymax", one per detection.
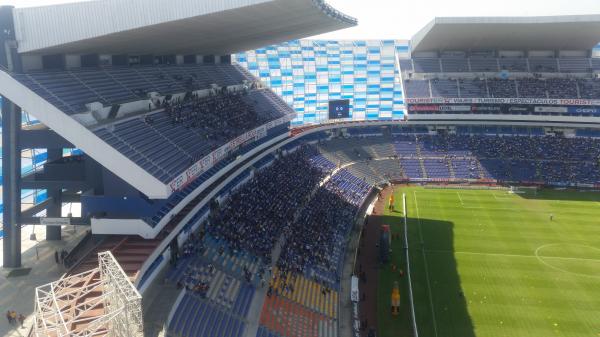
[
  {"xmin": 408, "ymin": 105, "xmax": 440, "ymax": 111},
  {"xmin": 440, "ymin": 105, "xmax": 471, "ymax": 112},
  {"xmin": 534, "ymin": 106, "xmax": 568, "ymax": 113},
  {"xmin": 405, "ymin": 97, "xmax": 600, "ymax": 106},
  {"xmin": 168, "ymin": 114, "xmax": 293, "ymax": 192},
  {"xmin": 507, "ymin": 106, "xmax": 531, "ymax": 112},
  {"xmin": 408, "ymin": 105, "xmax": 472, "ymax": 112},
  {"xmin": 568, "ymin": 107, "xmax": 600, "ymax": 114},
  {"xmin": 471, "ymin": 105, "xmax": 501, "ymax": 112}
]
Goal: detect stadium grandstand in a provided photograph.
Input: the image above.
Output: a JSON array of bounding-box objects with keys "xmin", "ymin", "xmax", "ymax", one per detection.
[{"xmin": 0, "ymin": 2, "xmax": 599, "ymax": 337}]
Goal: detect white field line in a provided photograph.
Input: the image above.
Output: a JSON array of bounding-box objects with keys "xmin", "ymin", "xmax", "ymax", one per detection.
[
  {"xmin": 456, "ymin": 192, "xmax": 464, "ymax": 206},
  {"xmin": 413, "ymin": 191, "xmax": 439, "ymax": 337},
  {"xmin": 425, "ymin": 250, "xmax": 600, "ymax": 263},
  {"xmin": 492, "ymin": 193, "xmax": 513, "ymax": 201},
  {"xmin": 462, "ymin": 206, "xmax": 517, "ymax": 211},
  {"xmin": 403, "ymin": 193, "xmax": 419, "ymax": 337}
]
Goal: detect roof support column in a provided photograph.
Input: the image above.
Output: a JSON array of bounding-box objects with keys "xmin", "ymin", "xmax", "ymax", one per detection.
[
  {"xmin": 1, "ymin": 5, "xmax": 25, "ymax": 268},
  {"xmin": 2, "ymin": 99, "xmax": 22, "ymax": 268}
]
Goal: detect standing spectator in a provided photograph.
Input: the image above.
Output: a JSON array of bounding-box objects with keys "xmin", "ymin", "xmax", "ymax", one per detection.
[{"xmin": 18, "ymin": 314, "xmax": 25, "ymax": 328}]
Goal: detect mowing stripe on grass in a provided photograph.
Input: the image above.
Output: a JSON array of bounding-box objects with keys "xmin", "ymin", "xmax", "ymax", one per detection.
[
  {"xmin": 412, "ymin": 191, "xmax": 439, "ymax": 337},
  {"xmin": 387, "ymin": 187, "xmax": 600, "ymax": 337}
]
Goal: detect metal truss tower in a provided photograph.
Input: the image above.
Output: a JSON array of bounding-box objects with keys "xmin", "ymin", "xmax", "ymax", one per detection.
[{"xmin": 33, "ymin": 251, "xmax": 143, "ymax": 337}]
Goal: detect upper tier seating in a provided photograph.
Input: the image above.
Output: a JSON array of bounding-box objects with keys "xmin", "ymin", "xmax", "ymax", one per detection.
[
  {"xmin": 93, "ymin": 89, "xmax": 292, "ymax": 183},
  {"xmin": 403, "ymin": 79, "xmax": 431, "ymax": 97},
  {"xmin": 458, "ymin": 79, "xmax": 487, "ymax": 98},
  {"xmin": 399, "ymin": 59, "xmax": 414, "ymax": 72},
  {"xmin": 524, "ymin": 58, "xmax": 558, "ymax": 72},
  {"xmin": 517, "ymin": 78, "xmax": 547, "ymax": 98},
  {"xmin": 577, "ymin": 79, "xmax": 600, "ymax": 99},
  {"xmin": 413, "ymin": 58, "xmax": 441, "ymax": 73},
  {"xmin": 486, "ymin": 79, "xmax": 517, "ymax": 98},
  {"xmin": 404, "ymin": 78, "xmax": 600, "ymax": 99},
  {"xmin": 11, "ymin": 64, "xmax": 252, "ymax": 114},
  {"xmin": 498, "ymin": 58, "xmax": 528, "ymax": 72},
  {"xmin": 441, "ymin": 57, "xmax": 469, "ymax": 72},
  {"xmin": 469, "ymin": 57, "xmax": 499, "ymax": 72},
  {"xmin": 430, "ymin": 79, "xmax": 459, "ymax": 97},
  {"xmin": 545, "ymin": 78, "xmax": 579, "ymax": 99},
  {"xmin": 404, "ymin": 57, "xmax": 597, "ymax": 74},
  {"xmin": 559, "ymin": 58, "xmax": 591, "ymax": 73}
]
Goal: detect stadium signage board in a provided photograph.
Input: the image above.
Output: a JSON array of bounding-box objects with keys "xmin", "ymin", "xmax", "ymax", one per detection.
[
  {"xmin": 351, "ymin": 275, "xmax": 359, "ymax": 302},
  {"xmin": 168, "ymin": 114, "xmax": 294, "ymax": 192},
  {"xmin": 406, "ymin": 97, "xmax": 600, "ymax": 106},
  {"xmin": 352, "ymin": 303, "xmax": 361, "ymax": 337},
  {"xmin": 408, "ymin": 104, "xmax": 600, "ymax": 115},
  {"xmin": 568, "ymin": 107, "xmax": 600, "ymax": 114},
  {"xmin": 409, "ymin": 105, "xmax": 517, "ymax": 113},
  {"xmin": 328, "ymin": 99, "xmax": 351, "ymax": 119},
  {"xmin": 535, "ymin": 106, "xmax": 568, "ymax": 113}
]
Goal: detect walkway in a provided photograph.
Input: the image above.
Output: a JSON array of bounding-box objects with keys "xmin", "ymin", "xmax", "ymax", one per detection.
[{"xmin": 0, "ymin": 225, "xmax": 88, "ymax": 337}]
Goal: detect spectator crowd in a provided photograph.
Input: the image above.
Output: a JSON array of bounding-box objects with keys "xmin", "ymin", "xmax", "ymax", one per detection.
[
  {"xmin": 206, "ymin": 146, "xmax": 327, "ymax": 264},
  {"xmin": 160, "ymin": 89, "xmax": 261, "ymax": 141}
]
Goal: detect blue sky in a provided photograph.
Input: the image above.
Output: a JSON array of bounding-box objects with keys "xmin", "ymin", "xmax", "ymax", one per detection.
[{"xmin": 2, "ymin": 0, "xmax": 599, "ymax": 39}]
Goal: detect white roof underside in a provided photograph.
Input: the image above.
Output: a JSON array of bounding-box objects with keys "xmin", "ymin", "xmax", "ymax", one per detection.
[
  {"xmin": 13, "ymin": 0, "xmax": 356, "ymax": 55},
  {"xmin": 411, "ymin": 16, "xmax": 600, "ymax": 53}
]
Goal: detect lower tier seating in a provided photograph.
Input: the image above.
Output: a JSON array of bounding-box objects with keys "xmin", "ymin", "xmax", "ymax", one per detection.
[{"xmin": 168, "ymin": 293, "xmax": 247, "ymax": 337}]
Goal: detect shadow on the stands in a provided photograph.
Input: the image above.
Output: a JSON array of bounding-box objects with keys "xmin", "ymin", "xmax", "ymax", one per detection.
[{"xmin": 365, "ymin": 213, "xmax": 476, "ymax": 337}]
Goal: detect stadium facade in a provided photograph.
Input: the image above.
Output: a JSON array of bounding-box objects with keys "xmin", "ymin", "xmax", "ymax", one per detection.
[{"xmin": 235, "ymin": 40, "xmax": 409, "ymax": 125}]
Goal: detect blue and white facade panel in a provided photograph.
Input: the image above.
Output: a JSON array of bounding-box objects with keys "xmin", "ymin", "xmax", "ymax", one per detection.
[{"xmin": 236, "ymin": 40, "xmax": 408, "ymax": 126}]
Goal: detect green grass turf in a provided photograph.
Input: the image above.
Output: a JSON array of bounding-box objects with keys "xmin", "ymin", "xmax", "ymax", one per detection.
[{"xmin": 377, "ymin": 187, "xmax": 600, "ymax": 337}]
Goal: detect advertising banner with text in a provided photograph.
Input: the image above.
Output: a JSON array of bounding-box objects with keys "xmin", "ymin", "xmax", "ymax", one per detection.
[
  {"xmin": 168, "ymin": 114, "xmax": 294, "ymax": 193},
  {"xmin": 406, "ymin": 97, "xmax": 600, "ymax": 106}
]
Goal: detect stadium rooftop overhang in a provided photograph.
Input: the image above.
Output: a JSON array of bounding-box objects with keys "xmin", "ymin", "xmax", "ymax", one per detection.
[
  {"xmin": 12, "ymin": 0, "xmax": 357, "ymax": 55},
  {"xmin": 410, "ymin": 15, "xmax": 600, "ymax": 53}
]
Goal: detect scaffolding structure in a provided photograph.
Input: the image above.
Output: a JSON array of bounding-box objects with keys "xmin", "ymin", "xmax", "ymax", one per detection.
[{"xmin": 33, "ymin": 251, "xmax": 143, "ymax": 337}]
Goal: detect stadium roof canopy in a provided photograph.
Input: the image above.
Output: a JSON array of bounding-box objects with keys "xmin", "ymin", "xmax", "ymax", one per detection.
[
  {"xmin": 410, "ymin": 15, "xmax": 600, "ymax": 53},
  {"xmin": 11, "ymin": 0, "xmax": 357, "ymax": 55}
]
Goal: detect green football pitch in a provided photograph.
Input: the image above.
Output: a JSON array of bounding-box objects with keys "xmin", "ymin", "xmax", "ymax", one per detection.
[{"xmin": 376, "ymin": 186, "xmax": 600, "ymax": 337}]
